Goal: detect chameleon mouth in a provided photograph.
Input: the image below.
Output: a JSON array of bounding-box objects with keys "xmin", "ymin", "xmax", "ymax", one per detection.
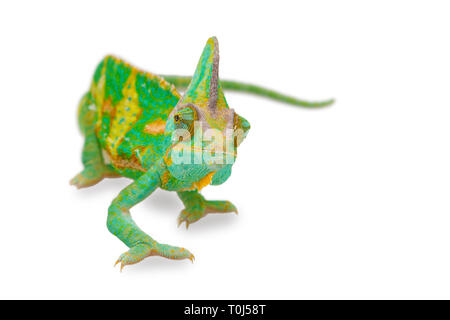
[
  {"xmin": 171, "ymin": 144, "xmax": 237, "ymax": 159},
  {"xmin": 189, "ymin": 146, "xmax": 236, "ymax": 158}
]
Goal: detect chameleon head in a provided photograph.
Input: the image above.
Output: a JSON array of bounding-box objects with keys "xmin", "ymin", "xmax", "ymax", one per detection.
[{"xmin": 164, "ymin": 37, "xmax": 251, "ymax": 184}]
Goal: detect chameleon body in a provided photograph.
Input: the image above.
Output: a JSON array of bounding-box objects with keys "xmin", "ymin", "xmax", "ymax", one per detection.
[{"xmin": 71, "ymin": 37, "xmax": 333, "ymax": 270}]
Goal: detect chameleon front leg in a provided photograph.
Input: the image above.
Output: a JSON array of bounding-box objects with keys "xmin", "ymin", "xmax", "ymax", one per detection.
[
  {"xmin": 107, "ymin": 167, "xmax": 194, "ymax": 271},
  {"xmin": 177, "ymin": 191, "xmax": 238, "ymax": 228}
]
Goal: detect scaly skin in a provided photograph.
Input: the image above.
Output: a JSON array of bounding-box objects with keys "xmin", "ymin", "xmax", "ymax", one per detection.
[
  {"xmin": 71, "ymin": 37, "xmax": 334, "ymax": 270},
  {"xmin": 177, "ymin": 190, "xmax": 238, "ymax": 229}
]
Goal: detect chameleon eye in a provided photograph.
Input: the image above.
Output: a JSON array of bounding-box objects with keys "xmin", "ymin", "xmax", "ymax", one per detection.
[{"xmin": 174, "ymin": 106, "xmax": 197, "ymax": 135}]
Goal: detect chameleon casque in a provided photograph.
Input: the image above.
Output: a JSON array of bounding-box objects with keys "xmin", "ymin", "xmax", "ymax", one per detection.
[{"xmin": 71, "ymin": 37, "xmax": 333, "ymax": 270}]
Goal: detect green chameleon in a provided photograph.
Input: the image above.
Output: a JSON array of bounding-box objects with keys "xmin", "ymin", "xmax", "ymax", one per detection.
[{"xmin": 71, "ymin": 37, "xmax": 334, "ymax": 271}]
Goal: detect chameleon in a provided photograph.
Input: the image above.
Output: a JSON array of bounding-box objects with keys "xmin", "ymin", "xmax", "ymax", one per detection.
[{"xmin": 71, "ymin": 37, "xmax": 334, "ymax": 271}]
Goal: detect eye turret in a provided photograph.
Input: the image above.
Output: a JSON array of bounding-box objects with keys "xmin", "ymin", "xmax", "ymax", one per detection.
[{"xmin": 173, "ymin": 106, "xmax": 198, "ymax": 139}]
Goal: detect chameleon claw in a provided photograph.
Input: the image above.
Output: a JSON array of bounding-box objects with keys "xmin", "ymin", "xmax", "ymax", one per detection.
[
  {"xmin": 177, "ymin": 217, "xmax": 189, "ymax": 229},
  {"xmin": 189, "ymin": 254, "xmax": 195, "ymax": 263},
  {"xmin": 114, "ymin": 258, "xmax": 125, "ymax": 272},
  {"xmin": 114, "ymin": 259, "xmax": 124, "ymax": 272},
  {"xmin": 69, "ymin": 178, "xmax": 81, "ymax": 189}
]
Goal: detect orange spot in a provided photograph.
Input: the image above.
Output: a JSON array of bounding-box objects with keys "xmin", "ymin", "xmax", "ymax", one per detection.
[
  {"xmin": 163, "ymin": 148, "xmax": 173, "ymax": 167},
  {"xmin": 183, "ymin": 171, "xmax": 216, "ymax": 192},
  {"xmin": 144, "ymin": 119, "xmax": 166, "ymax": 135},
  {"xmin": 161, "ymin": 170, "xmax": 170, "ymax": 187},
  {"xmin": 104, "ymin": 148, "xmax": 146, "ymax": 172},
  {"xmin": 102, "ymin": 98, "xmax": 113, "ymax": 113}
]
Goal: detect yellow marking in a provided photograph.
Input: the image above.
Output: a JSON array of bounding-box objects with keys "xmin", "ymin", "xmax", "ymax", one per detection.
[
  {"xmin": 91, "ymin": 66, "xmax": 106, "ymax": 131},
  {"xmin": 108, "ymin": 55, "xmax": 181, "ymax": 99},
  {"xmin": 107, "ymin": 70, "xmax": 141, "ymax": 157},
  {"xmin": 91, "ymin": 65, "xmax": 106, "ymax": 111},
  {"xmin": 182, "ymin": 171, "xmax": 216, "ymax": 192},
  {"xmin": 193, "ymin": 171, "xmax": 216, "ymax": 191},
  {"xmin": 144, "ymin": 119, "xmax": 166, "ymax": 135}
]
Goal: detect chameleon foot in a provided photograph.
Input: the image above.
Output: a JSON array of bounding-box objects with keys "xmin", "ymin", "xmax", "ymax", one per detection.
[
  {"xmin": 70, "ymin": 167, "xmax": 104, "ymax": 189},
  {"xmin": 114, "ymin": 243, "xmax": 194, "ymax": 271},
  {"xmin": 178, "ymin": 200, "xmax": 238, "ymax": 229},
  {"xmin": 70, "ymin": 166, "xmax": 120, "ymax": 189}
]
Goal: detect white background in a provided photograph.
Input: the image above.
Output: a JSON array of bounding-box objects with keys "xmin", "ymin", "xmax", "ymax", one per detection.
[{"xmin": 1, "ymin": 0, "xmax": 450, "ymax": 299}]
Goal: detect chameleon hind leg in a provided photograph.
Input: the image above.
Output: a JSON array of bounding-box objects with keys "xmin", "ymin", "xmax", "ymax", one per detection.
[
  {"xmin": 70, "ymin": 93, "xmax": 119, "ymax": 189},
  {"xmin": 177, "ymin": 191, "xmax": 238, "ymax": 228},
  {"xmin": 108, "ymin": 167, "xmax": 194, "ymax": 271},
  {"xmin": 70, "ymin": 132, "xmax": 119, "ymax": 188}
]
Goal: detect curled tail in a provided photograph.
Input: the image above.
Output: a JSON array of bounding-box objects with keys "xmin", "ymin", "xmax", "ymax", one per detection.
[{"xmin": 161, "ymin": 75, "xmax": 334, "ymax": 108}]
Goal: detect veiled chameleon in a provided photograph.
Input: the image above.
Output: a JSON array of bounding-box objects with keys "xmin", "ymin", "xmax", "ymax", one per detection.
[{"xmin": 71, "ymin": 37, "xmax": 333, "ymax": 270}]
